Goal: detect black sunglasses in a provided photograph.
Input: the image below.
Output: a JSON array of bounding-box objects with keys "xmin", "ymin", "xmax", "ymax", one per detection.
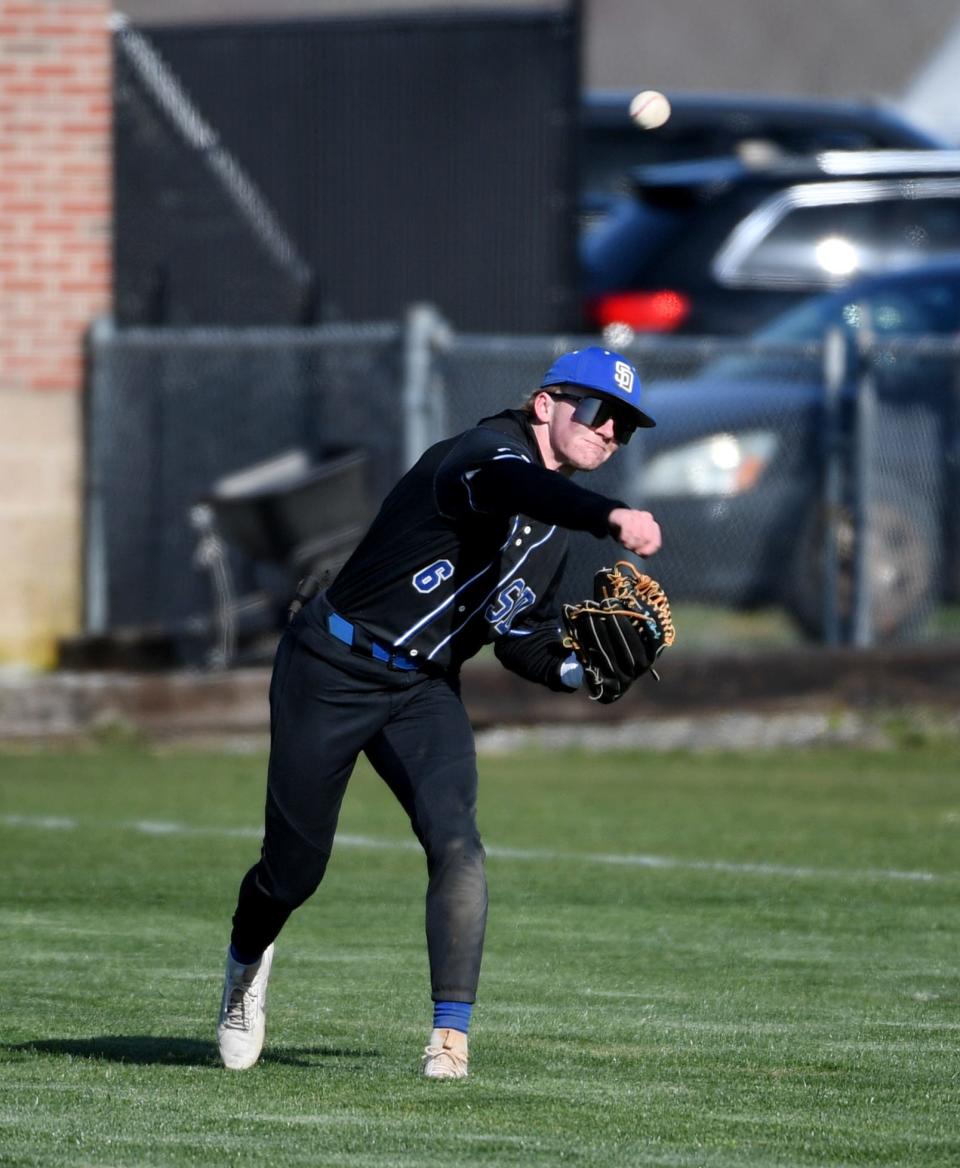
[{"xmin": 549, "ymin": 392, "xmax": 638, "ymax": 445}]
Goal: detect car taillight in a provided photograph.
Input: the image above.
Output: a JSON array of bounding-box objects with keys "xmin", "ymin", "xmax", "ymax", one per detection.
[{"xmin": 589, "ymin": 290, "xmax": 691, "ymax": 333}]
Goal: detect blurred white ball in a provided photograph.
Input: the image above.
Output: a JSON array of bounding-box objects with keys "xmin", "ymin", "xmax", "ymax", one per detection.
[{"xmin": 629, "ymin": 90, "xmax": 671, "ymax": 130}]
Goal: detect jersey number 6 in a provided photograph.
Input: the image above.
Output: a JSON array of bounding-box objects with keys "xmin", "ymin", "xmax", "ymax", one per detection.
[{"xmin": 413, "ymin": 559, "xmax": 455, "ymax": 594}]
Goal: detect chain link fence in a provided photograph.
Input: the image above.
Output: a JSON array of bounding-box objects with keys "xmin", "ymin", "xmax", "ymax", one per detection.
[
  {"xmin": 85, "ymin": 319, "xmax": 404, "ymax": 653},
  {"xmin": 432, "ymin": 326, "xmax": 960, "ymax": 647},
  {"xmin": 83, "ymin": 314, "xmax": 960, "ymax": 664}
]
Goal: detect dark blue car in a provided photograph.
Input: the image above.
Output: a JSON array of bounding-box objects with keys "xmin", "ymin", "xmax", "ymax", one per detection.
[{"xmin": 625, "ymin": 260, "xmax": 960, "ymax": 639}]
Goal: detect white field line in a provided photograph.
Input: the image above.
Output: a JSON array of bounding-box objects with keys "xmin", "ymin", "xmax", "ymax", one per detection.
[{"xmin": 0, "ymin": 814, "xmax": 950, "ymax": 884}]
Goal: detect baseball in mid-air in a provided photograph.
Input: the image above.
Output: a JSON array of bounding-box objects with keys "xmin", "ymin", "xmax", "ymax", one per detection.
[{"xmin": 629, "ymin": 89, "xmax": 671, "ymax": 130}]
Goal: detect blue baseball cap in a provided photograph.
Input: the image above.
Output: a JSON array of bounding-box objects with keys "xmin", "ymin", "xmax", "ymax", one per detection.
[{"xmin": 540, "ymin": 346, "xmax": 655, "ymax": 428}]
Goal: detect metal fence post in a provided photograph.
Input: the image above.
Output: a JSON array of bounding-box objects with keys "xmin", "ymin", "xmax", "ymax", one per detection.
[
  {"xmin": 851, "ymin": 306, "xmax": 877, "ymax": 648},
  {"xmin": 821, "ymin": 325, "xmax": 847, "ymax": 646},
  {"xmin": 402, "ymin": 304, "xmax": 452, "ymax": 469},
  {"xmin": 84, "ymin": 316, "xmax": 114, "ymax": 634}
]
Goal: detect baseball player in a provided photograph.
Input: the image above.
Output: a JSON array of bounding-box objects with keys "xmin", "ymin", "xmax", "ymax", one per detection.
[{"xmin": 216, "ymin": 346, "xmax": 661, "ymax": 1079}]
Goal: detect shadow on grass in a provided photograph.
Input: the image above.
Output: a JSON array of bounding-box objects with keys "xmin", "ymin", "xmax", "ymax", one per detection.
[{"xmin": 5, "ymin": 1037, "xmax": 379, "ymax": 1067}]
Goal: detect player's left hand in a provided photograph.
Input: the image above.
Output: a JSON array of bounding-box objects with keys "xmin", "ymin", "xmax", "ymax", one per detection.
[{"xmin": 562, "ymin": 561, "xmax": 675, "ymax": 702}]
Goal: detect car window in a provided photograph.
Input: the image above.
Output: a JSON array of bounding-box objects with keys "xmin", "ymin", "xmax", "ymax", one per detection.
[
  {"xmin": 760, "ymin": 277, "xmax": 960, "ymax": 338},
  {"xmin": 720, "ymin": 189, "xmax": 960, "ymax": 289},
  {"xmin": 700, "ymin": 274, "xmax": 960, "ymax": 383}
]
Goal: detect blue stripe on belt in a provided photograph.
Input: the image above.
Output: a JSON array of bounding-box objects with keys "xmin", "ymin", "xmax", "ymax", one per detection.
[{"xmin": 327, "ymin": 611, "xmax": 418, "ymax": 671}]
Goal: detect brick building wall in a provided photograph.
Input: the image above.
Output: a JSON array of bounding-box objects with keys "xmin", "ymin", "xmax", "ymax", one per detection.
[{"xmin": 0, "ymin": 0, "xmax": 111, "ymax": 667}]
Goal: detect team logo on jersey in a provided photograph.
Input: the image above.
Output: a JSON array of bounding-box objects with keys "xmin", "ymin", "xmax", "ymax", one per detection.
[
  {"xmin": 485, "ymin": 578, "xmax": 536, "ymax": 635},
  {"xmin": 413, "ymin": 559, "xmax": 454, "ymax": 594},
  {"xmin": 613, "ymin": 361, "xmax": 635, "ymax": 393}
]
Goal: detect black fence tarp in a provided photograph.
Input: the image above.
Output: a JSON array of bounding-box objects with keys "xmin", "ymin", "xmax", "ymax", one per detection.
[{"xmin": 113, "ymin": 6, "xmax": 581, "ymax": 333}]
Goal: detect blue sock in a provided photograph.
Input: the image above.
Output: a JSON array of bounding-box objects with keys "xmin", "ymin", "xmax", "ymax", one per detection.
[{"xmin": 433, "ymin": 1000, "xmax": 472, "ymax": 1034}]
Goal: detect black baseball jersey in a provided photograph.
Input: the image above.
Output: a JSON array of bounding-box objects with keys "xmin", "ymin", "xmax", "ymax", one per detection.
[{"xmin": 306, "ymin": 409, "xmax": 626, "ymax": 687}]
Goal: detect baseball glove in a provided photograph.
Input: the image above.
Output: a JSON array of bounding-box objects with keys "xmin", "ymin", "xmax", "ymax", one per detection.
[{"xmin": 562, "ymin": 561, "xmax": 676, "ymax": 704}]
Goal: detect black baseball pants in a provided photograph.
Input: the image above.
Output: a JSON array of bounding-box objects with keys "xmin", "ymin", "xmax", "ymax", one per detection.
[{"xmin": 229, "ymin": 611, "xmax": 488, "ymax": 1003}]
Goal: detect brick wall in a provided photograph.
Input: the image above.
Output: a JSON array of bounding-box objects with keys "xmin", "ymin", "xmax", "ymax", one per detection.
[{"xmin": 0, "ymin": 0, "xmax": 111, "ymax": 667}]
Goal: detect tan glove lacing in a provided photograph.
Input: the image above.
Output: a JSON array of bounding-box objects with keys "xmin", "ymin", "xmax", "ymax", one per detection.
[{"xmin": 596, "ymin": 560, "xmax": 676, "ymax": 647}]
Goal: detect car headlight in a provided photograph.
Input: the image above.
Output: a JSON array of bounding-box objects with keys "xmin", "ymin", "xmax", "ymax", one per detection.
[{"xmin": 641, "ymin": 430, "xmax": 779, "ymax": 497}]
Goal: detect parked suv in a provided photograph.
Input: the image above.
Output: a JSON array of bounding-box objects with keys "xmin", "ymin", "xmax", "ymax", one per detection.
[
  {"xmin": 581, "ymin": 91, "xmax": 946, "ymax": 205},
  {"xmin": 582, "ymin": 149, "xmax": 960, "ymax": 336}
]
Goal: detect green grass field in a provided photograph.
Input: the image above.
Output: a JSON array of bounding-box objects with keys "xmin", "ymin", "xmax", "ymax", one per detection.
[{"xmin": 1, "ymin": 740, "xmax": 957, "ymax": 1167}]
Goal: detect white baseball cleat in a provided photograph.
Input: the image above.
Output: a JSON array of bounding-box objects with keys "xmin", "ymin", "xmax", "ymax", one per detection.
[
  {"xmin": 421, "ymin": 1027, "xmax": 469, "ymax": 1080},
  {"xmin": 216, "ymin": 943, "xmax": 274, "ymax": 1070}
]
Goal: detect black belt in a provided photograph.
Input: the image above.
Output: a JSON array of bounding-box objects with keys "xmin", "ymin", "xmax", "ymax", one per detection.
[{"xmin": 326, "ymin": 610, "xmax": 418, "ymax": 672}]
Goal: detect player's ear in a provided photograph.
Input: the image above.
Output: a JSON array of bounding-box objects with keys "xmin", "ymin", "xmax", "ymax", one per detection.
[{"xmin": 531, "ymin": 390, "xmax": 554, "ymax": 424}]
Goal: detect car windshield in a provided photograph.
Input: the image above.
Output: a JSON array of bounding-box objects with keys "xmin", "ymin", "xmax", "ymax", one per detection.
[{"xmin": 702, "ymin": 271, "xmax": 960, "ymax": 382}]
